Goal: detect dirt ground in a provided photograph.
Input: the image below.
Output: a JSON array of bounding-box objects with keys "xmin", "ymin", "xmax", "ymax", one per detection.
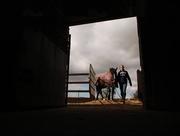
[{"xmin": 2, "ymin": 99, "xmax": 180, "ymax": 136}]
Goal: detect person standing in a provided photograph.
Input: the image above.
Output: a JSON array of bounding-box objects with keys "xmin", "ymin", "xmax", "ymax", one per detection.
[{"xmin": 117, "ymin": 65, "xmax": 132, "ymax": 103}]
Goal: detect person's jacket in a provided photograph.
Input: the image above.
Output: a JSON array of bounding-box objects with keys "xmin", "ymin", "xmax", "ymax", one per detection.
[{"xmin": 117, "ymin": 70, "xmax": 132, "ymax": 85}]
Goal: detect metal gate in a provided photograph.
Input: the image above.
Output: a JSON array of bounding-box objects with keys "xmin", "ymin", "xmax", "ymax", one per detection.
[{"xmin": 68, "ymin": 64, "xmax": 96, "ymax": 101}]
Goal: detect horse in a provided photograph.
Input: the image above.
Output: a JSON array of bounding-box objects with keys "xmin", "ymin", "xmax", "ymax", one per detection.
[{"xmin": 95, "ymin": 67, "xmax": 118, "ymax": 100}]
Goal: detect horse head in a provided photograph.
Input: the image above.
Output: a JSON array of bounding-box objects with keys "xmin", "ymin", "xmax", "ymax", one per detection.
[
  {"xmin": 109, "ymin": 67, "xmax": 117, "ymax": 75},
  {"xmin": 109, "ymin": 67, "xmax": 118, "ymax": 87}
]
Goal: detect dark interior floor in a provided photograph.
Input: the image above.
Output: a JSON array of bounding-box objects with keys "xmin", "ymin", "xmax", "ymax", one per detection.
[{"xmin": 3, "ymin": 104, "xmax": 180, "ymax": 136}]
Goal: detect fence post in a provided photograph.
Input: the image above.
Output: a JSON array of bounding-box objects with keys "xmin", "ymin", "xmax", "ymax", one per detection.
[{"xmin": 89, "ymin": 64, "xmax": 96, "ymax": 100}]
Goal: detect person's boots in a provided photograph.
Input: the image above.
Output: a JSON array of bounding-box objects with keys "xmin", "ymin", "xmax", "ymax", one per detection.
[
  {"xmin": 123, "ymin": 99, "xmax": 125, "ymax": 104},
  {"xmin": 123, "ymin": 95, "xmax": 125, "ymax": 104}
]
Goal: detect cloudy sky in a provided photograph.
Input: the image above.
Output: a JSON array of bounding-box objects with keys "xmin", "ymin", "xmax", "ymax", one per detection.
[{"xmin": 68, "ymin": 17, "xmax": 141, "ymax": 98}]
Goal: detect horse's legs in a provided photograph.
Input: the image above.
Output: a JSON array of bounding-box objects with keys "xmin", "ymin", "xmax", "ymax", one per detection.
[
  {"xmin": 108, "ymin": 87, "xmax": 111, "ymax": 100},
  {"xmin": 112, "ymin": 86, "xmax": 114, "ymax": 100},
  {"xmin": 96, "ymin": 91, "xmax": 99, "ymax": 100},
  {"xmin": 96, "ymin": 86, "xmax": 100, "ymax": 100},
  {"xmin": 100, "ymin": 89, "xmax": 104, "ymax": 100},
  {"xmin": 96, "ymin": 85, "xmax": 103, "ymax": 100}
]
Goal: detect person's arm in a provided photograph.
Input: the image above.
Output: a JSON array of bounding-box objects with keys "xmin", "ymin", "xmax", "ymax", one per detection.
[{"xmin": 126, "ymin": 71, "xmax": 132, "ymax": 86}]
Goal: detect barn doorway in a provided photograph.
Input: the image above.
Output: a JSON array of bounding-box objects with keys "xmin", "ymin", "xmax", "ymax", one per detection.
[{"xmin": 67, "ymin": 17, "xmax": 143, "ymax": 107}]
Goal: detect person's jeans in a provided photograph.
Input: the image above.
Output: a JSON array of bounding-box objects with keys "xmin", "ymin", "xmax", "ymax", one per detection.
[{"xmin": 119, "ymin": 83, "xmax": 127, "ymax": 100}]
